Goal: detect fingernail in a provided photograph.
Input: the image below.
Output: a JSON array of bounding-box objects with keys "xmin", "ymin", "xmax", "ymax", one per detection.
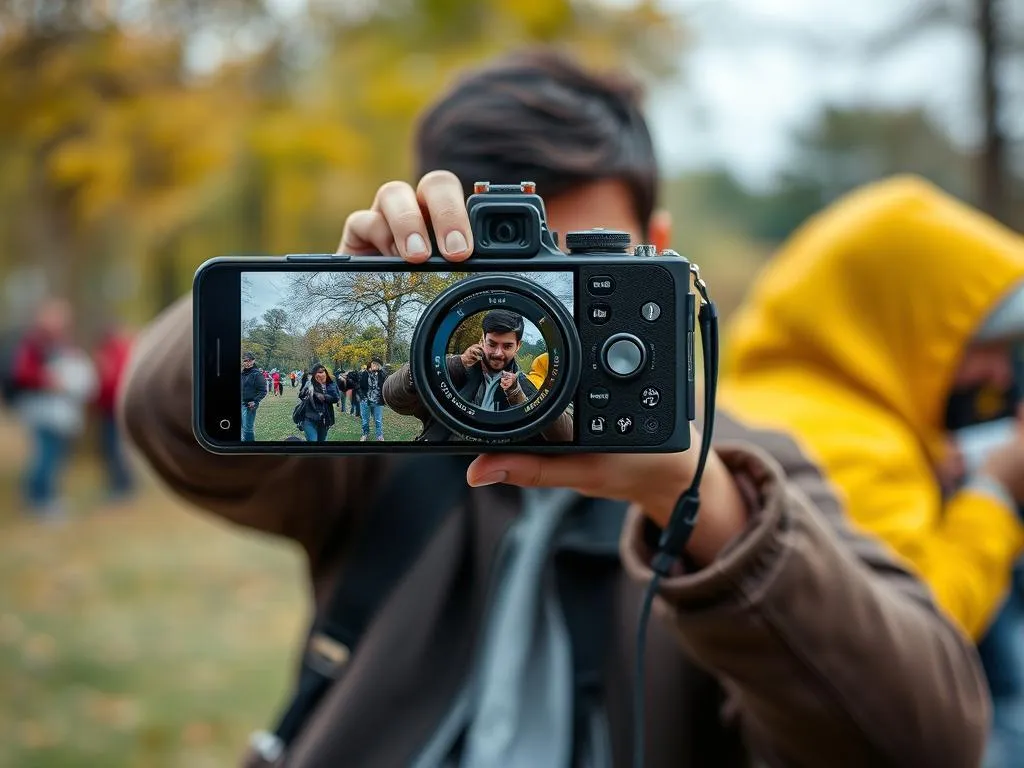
[
  {"xmin": 406, "ymin": 233, "xmax": 428, "ymax": 257},
  {"xmin": 469, "ymin": 470, "xmax": 507, "ymax": 487},
  {"xmin": 445, "ymin": 230, "xmax": 468, "ymax": 255}
]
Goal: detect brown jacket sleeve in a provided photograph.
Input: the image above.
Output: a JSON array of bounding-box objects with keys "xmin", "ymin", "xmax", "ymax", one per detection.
[
  {"xmin": 621, "ymin": 428, "xmax": 989, "ymax": 767},
  {"xmin": 118, "ymin": 295, "xmax": 386, "ymax": 570}
]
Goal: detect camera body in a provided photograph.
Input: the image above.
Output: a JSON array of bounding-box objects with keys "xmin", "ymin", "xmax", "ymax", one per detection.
[{"xmin": 193, "ymin": 181, "xmax": 696, "ymax": 453}]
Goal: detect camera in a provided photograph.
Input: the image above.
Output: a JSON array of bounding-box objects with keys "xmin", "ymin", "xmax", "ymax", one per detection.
[
  {"xmin": 194, "ymin": 181, "xmax": 696, "ymax": 453},
  {"xmin": 397, "ymin": 181, "xmax": 696, "ymax": 450}
]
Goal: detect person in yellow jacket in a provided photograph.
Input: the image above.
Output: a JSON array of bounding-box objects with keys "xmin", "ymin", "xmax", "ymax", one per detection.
[
  {"xmin": 720, "ymin": 175, "xmax": 1024, "ymax": 644},
  {"xmin": 526, "ymin": 352, "xmax": 548, "ymax": 391}
]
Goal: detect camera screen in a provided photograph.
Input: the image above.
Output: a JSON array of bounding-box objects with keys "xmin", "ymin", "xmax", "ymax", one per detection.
[{"xmin": 240, "ymin": 269, "xmax": 576, "ymax": 445}]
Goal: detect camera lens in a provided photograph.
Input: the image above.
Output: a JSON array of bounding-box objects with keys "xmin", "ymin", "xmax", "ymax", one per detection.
[{"xmin": 410, "ymin": 275, "xmax": 580, "ymax": 443}]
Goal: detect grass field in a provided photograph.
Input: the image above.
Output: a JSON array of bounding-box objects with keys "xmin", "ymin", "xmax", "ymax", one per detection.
[
  {"xmin": 0, "ymin": 417, "xmax": 307, "ymax": 768},
  {"xmin": 252, "ymin": 388, "xmax": 422, "ymax": 442}
]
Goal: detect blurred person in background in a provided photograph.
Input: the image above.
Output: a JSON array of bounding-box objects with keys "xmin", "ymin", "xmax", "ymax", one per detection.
[
  {"xmin": 11, "ymin": 298, "xmax": 97, "ymax": 520},
  {"xmin": 93, "ymin": 324, "xmax": 135, "ymax": 503},
  {"xmin": 121, "ymin": 50, "xmax": 991, "ymax": 768},
  {"xmin": 719, "ymin": 176, "xmax": 1024, "ymax": 766}
]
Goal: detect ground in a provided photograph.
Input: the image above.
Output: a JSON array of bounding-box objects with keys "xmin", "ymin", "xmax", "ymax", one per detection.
[
  {"xmin": 0, "ymin": 416, "xmax": 307, "ymax": 768},
  {"xmin": 253, "ymin": 387, "xmax": 423, "ymax": 441}
]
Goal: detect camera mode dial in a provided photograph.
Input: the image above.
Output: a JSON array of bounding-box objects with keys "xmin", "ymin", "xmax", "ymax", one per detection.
[{"xmin": 566, "ymin": 229, "xmax": 631, "ymax": 254}]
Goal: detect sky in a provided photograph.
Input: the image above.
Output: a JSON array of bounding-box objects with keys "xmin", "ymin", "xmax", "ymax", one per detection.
[
  {"xmin": 646, "ymin": 0, "xmax": 1020, "ymax": 188},
  {"xmin": 242, "ymin": 270, "xmax": 572, "ymax": 341}
]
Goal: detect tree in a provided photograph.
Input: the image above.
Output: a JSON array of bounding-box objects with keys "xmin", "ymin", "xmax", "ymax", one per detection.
[{"xmin": 287, "ymin": 271, "xmax": 461, "ymax": 362}]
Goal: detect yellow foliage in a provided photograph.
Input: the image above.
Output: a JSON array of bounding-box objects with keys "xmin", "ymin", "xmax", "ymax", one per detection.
[{"xmin": 0, "ymin": 1, "xmax": 683, "ymax": 324}]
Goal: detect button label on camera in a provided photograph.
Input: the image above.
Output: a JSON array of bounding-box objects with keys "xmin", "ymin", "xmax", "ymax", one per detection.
[
  {"xmin": 589, "ymin": 416, "xmax": 607, "ymax": 435},
  {"xmin": 588, "ymin": 276, "xmax": 615, "ymax": 296},
  {"xmin": 588, "ymin": 304, "xmax": 611, "ymax": 324},
  {"xmin": 640, "ymin": 387, "xmax": 660, "ymax": 408}
]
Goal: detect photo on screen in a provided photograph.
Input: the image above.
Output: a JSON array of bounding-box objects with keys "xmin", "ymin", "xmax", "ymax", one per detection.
[{"xmin": 240, "ymin": 270, "xmax": 575, "ymax": 444}]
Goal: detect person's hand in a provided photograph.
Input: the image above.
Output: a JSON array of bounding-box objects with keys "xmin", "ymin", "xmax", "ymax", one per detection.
[
  {"xmin": 461, "ymin": 343, "xmax": 484, "ymax": 369},
  {"xmin": 316, "ymin": 392, "xmax": 326, "ymax": 402},
  {"xmin": 980, "ymin": 404, "xmax": 1024, "ymax": 504},
  {"xmin": 499, "ymin": 371, "xmax": 517, "ymax": 391},
  {"xmin": 338, "ymin": 171, "xmax": 474, "ymax": 263},
  {"xmin": 466, "ymin": 425, "xmax": 750, "ymax": 568}
]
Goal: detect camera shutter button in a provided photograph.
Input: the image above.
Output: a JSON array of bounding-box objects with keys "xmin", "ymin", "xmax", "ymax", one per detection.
[{"xmin": 600, "ymin": 333, "xmax": 647, "ymax": 379}]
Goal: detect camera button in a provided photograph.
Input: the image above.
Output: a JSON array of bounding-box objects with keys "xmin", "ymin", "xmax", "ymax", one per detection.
[
  {"xmin": 614, "ymin": 415, "xmax": 634, "ymax": 435},
  {"xmin": 642, "ymin": 417, "xmax": 659, "ymax": 434},
  {"xmin": 588, "ymin": 416, "xmax": 607, "ymax": 435},
  {"xmin": 588, "ymin": 303, "xmax": 612, "ymax": 325},
  {"xmin": 641, "ymin": 302, "xmax": 661, "ymax": 322},
  {"xmin": 640, "ymin": 387, "xmax": 660, "ymax": 408},
  {"xmin": 601, "ymin": 334, "xmax": 647, "ymax": 379},
  {"xmin": 587, "ymin": 387, "xmax": 610, "ymax": 408},
  {"xmin": 588, "ymin": 276, "xmax": 615, "ymax": 296}
]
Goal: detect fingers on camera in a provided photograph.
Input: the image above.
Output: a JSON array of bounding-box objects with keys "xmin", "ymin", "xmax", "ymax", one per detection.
[
  {"xmin": 374, "ymin": 181, "xmax": 432, "ymax": 263},
  {"xmin": 339, "ymin": 210, "xmax": 397, "ymax": 257},
  {"xmin": 417, "ymin": 171, "xmax": 473, "ymax": 261}
]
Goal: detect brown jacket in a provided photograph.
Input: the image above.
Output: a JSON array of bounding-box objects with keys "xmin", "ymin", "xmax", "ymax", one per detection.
[
  {"xmin": 383, "ymin": 357, "xmax": 574, "ymax": 443},
  {"xmin": 121, "ymin": 295, "xmax": 990, "ymax": 768}
]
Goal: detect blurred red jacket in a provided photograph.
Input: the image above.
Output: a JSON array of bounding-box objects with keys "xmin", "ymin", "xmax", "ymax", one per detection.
[{"xmin": 95, "ymin": 333, "xmax": 134, "ymax": 415}]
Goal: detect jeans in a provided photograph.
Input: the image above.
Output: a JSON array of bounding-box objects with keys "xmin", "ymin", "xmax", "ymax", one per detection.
[
  {"xmin": 302, "ymin": 420, "xmax": 329, "ymax": 442},
  {"xmin": 360, "ymin": 401, "xmax": 383, "ymax": 438},
  {"xmin": 100, "ymin": 415, "xmax": 134, "ymax": 496},
  {"xmin": 23, "ymin": 426, "xmax": 70, "ymax": 510},
  {"xmin": 349, "ymin": 392, "xmax": 359, "ymax": 414},
  {"xmin": 981, "ymin": 570, "xmax": 1024, "ymax": 768},
  {"xmin": 241, "ymin": 404, "xmax": 257, "ymax": 442}
]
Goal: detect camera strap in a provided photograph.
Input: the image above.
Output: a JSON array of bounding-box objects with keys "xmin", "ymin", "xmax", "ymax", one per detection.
[{"xmin": 633, "ymin": 260, "xmax": 720, "ymax": 768}]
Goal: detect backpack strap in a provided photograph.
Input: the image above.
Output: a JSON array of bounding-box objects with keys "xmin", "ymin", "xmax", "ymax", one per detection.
[
  {"xmin": 249, "ymin": 454, "xmax": 472, "ymax": 765},
  {"xmin": 556, "ymin": 498, "xmax": 628, "ymax": 768}
]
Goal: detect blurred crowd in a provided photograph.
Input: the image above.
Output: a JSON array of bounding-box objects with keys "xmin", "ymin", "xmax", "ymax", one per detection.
[{"xmin": 1, "ymin": 299, "xmax": 135, "ymax": 521}]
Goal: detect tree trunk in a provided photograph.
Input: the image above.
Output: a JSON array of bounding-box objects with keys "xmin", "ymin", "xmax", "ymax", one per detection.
[{"xmin": 977, "ymin": 0, "xmax": 1008, "ymax": 225}]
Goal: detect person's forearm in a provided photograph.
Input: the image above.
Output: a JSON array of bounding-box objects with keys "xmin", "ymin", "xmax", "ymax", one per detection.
[{"xmin": 621, "ymin": 444, "xmax": 989, "ymax": 767}]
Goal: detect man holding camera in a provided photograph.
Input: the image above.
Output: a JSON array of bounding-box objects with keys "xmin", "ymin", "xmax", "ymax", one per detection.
[{"xmin": 122, "ymin": 50, "xmax": 988, "ymax": 767}]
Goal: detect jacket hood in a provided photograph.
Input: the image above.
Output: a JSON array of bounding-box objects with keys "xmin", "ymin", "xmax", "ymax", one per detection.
[{"xmin": 722, "ymin": 176, "xmax": 1024, "ymax": 458}]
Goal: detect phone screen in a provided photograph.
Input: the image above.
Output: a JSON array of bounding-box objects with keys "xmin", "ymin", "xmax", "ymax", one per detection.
[{"xmin": 198, "ymin": 263, "xmax": 582, "ymax": 448}]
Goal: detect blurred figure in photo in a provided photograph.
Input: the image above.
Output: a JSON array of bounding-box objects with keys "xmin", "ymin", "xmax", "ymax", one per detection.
[
  {"xmin": 11, "ymin": 299, "xmax": 97, "ymax": 520},
  {"xmin": 93, "ymin": 324, "xmax": 135, "ymax": 503}
]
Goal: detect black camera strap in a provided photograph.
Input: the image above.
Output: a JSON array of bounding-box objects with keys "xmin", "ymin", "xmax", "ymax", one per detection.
[
  {"xmin": 633, "ymin": 260, "xmax": 720, "ymax": 768},
  {"xmin": 249, "ymin": 454, "xmax": 472, "ymax": 765}
]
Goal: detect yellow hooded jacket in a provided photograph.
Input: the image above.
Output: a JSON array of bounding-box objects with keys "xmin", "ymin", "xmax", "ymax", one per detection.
[{"xmin": 720, "ymin": 176, "xmax": 1024, "ymax": 640}]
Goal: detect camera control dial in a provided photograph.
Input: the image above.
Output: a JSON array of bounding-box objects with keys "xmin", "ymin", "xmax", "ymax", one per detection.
[
  {"xmin": 600, "ymin": 333, "xmax": 648, "ymax": 379},
  {"xmin": 566, "ymin": 229, "xmax": 631, "ymax": 254}
]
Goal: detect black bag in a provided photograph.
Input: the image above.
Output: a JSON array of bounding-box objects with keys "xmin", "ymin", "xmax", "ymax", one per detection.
[{"xmin": 291, "ymin": 398, "xmax": 305, "ymax": 427}]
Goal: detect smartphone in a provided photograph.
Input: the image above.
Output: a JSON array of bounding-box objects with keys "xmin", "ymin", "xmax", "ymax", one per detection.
[{"xmin": 193, "ymin": 183, "xmax": 696, "ymax": 454}]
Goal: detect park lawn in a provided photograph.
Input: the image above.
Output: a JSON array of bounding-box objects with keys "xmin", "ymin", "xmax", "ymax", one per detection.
[
  {"xmin": 252, "ymin": 391, "xmax": 422, "ymax": 442},
  {"xmin": 0, "ymin": 419, "xmax": 307, "ymax": 768}
]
